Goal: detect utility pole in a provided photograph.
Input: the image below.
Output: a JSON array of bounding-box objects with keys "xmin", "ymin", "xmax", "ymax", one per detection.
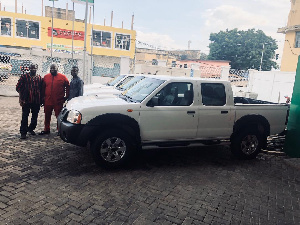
[
  {"xmin": 83, "ymin": 0, "xmax": 89, "ymax": 83},
  {"xmin": 188, "ymin": 40, "xmax": 191, "ymax": 50},
  {"xmin": 259, "ymin": 43, "xmax": 265, "ymax": 71},
  {"xmin": 51, "ymin": 0, "xmax": 54, "ymax": 60}
]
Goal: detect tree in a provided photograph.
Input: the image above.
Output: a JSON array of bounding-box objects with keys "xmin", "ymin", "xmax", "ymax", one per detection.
[
  {"xmin": 180, "ymin": 55, "xmax": 188, "ymax": 60},
  {"xmin": 208, "ymin": 29, "xmax": 278, "ymax": 71},
  {"xmin": 200, "ymin": 53, "xmax": 208, "ymax": 60}
]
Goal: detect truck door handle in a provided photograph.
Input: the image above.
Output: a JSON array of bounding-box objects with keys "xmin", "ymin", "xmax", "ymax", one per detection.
[
  {"xmin": 187, "ymin": 111, "xmax": 195, "ymax": 114},
  {"xmin": 221, "ymin": 111, "xmax": 228, "ymax": 114}
]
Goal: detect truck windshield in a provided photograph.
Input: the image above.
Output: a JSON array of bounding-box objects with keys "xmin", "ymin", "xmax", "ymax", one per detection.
[
  {"xmin": 118, "ymin": 76, "xmax": 145, "ymax": 91},
  {"xmin": 106, "ymin": 75, "xmax": 126, "ymax": 86},
  {"xmin": 115, "ymin": 76, "xmax": 134, "ymax": 89},
  {"xmin": 123, "ymin": 77, "xmax": 165, "ymax": 102}
]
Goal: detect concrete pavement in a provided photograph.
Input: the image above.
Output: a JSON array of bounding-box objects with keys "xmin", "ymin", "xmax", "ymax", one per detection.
[{"xmin": 0, "ymin": 96, "xmax": 299, "ymax": 224}]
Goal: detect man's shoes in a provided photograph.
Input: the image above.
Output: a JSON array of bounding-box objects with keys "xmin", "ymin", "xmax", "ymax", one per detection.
[
  {"xmin": 28, "ymin": 130, "xmax": 36, "ymax": 135},
  {"xmin": 39, "ymin": 130, "xmax": 50, "ymax": 135},
  {"xmin": 20, "ymin": 134, "xmax": 27, "ymax": 139}
]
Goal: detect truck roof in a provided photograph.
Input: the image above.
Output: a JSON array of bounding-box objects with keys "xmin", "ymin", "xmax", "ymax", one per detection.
[{"xmin": 141, "ymin": 74, "xmax": 229, "ymax": 84}]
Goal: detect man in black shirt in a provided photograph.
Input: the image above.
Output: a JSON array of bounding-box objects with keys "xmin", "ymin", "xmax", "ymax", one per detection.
[
  {"xmin": 68, "ymin": 66, "xmax": 83, "ymax": 101},
  {"xmin": 16, "ymin": 64, "xmax": 43, "ymax": 139}
]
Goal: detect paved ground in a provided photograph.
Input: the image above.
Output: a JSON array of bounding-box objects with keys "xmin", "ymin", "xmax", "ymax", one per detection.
[{"xmin": 0, "ymin": 96, "xmax": 300, "ymax": 225}]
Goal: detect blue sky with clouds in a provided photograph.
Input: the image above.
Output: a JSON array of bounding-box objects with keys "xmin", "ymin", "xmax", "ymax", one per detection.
[{"xmin": 1, "ymin": 0, "xmax": 290, "ymax": 55}]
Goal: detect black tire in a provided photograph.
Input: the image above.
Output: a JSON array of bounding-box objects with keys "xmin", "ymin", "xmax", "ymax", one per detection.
[
  {"xmin": 231, "ymin": 128, "xmax": 264, "ymax": 159},
  {"xmin": 91, "ymin": 129, "xmax": 136, "ymax": 169}
]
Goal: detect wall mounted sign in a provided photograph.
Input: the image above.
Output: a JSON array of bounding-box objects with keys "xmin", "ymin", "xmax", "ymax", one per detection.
[
  {"xmin": 48, "ymin": 27, "xmax": 84, "ymax": 41},
  {"xmin": 46, "ymin": 43, "xmax": 83, "ymax": 54}
]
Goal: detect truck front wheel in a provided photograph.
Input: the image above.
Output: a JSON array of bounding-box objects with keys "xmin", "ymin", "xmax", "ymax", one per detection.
[
  {"xmin": 231, "ymin": 128, "xmax": 264, "ymax": 159},
  {"xmin": 91, "ymin": 129, "xmax": 136, "ymax": 168}
]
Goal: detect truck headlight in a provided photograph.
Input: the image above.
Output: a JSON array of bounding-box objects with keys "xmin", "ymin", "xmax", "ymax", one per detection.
[{"xmin": 66, "ymin": 110, "xmax": 82, "ymax": 124}]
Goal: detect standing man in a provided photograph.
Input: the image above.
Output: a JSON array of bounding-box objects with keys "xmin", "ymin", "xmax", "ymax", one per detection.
[
  {"xmin": 16, "ymin": 64, "xmax": 43, "ymax": 139},
  {"xmin": 68, "ymin": 66, "xmax": 84, "ymax": 101},
  {"xmin": 40, "ymin": 64, "xmax": 70, "ymax": 135}
]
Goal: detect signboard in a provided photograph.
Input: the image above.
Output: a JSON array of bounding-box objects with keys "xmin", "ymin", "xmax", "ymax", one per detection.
[
  {"xmin": 72, "ymin": 0, "xmax": 94, "ymax": 5},
  {"xmin": 48, "ymin": 27, "xmax": 84, "ymax": 41},
  {"xmin": 46, "ymin": 43, "xmax": 83, "ymax": 54}
]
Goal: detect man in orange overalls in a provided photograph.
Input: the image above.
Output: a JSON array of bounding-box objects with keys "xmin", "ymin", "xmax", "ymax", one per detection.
[{"xmin": 39, "ymin": 64, "xmax": 70, "ymax": 135}]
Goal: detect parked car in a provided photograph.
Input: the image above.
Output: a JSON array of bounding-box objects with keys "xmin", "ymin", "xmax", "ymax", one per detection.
[
  {"xmin": 58, "ymin": 75, "xmax": 289, "ymax": 168},
  {"xmin": 84, "ymin": 74, "xmax": 129, "ymax": 93},
  {"xmin": 83, "ymin": 75, "xmax": 145, "ymax": 97}
]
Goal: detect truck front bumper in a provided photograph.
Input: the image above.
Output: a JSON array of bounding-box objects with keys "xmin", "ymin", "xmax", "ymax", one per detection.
[{"xmin": 57, "ymin": 110, "xmax": 86, "ymax": 147}]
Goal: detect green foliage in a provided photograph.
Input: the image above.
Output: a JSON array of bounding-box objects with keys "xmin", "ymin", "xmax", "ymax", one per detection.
[
  {"xmin": 200, "ymin": 53, "xmax": 208, "ymax": 60},
  {"xmin": 208, "ymin": 28, "xmax": 278, "ymax": 71},
  {"xmin": 180, "ymin": 55, "xmax": 188, "ymax": 60}
]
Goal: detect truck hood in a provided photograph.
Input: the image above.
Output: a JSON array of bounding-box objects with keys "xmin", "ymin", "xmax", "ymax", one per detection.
[
  {"xmin": 83, "ymin": 88, "xmax": 121, "ymax": 96},
  {"xmin": 66, "ymin": 94, "xmax": 133, "ymax": 111}
]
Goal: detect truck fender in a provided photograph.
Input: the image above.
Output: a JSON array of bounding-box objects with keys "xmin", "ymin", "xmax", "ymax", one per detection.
[
  {"xmin": 82, "ymin": 113, "xmax": 141, "ymax": 146},
  {"xmin": 231, "ymin": 114, "xmax": 270, "ymax": 147}
]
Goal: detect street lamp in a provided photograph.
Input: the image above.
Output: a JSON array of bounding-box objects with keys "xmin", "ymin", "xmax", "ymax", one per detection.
[{"xmin": 259, "ymin": 43, "xmax": 265, "ymax": 71}]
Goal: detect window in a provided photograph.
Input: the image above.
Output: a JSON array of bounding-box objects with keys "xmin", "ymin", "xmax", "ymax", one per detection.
[
  {"xmin": 171, "ymin": 61, "xmax": 176, "ymax": 67},
  {"xmin": 154, "ymin": 82, "xmax": 193, "ymax": 106},
  {"xmin": 152, "ymin": 59, "xmax": 158, "ymax": 65},
  {"xmin": 201, "ymin": 83, "xmax": 226, "ymax": 106},
  {"xmin": 296, "ymin": 32, "xmax": 300, "ymax": 48},
  {"xmin": 16, "ymin": 19, "xmax": 39, "ymax": 39},
  {"xmin": 92, "ymin": 30, "xmax": 111, "ymax": 48},
  {"xmin": 1, "ymin": 18, "xmax": 12, "ymax": 36},
  {"xmin": 115, "ymin": 33, "xmax": 130, "ymax": 50},
  {"xmin": 184, "ymin": 64, "xmax": 188, "ymax": 68}
]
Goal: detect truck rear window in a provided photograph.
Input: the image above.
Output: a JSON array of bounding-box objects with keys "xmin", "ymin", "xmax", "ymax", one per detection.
[{"xmin": 201, "ymin": 83, "xmax": 226, "ymax": 106}]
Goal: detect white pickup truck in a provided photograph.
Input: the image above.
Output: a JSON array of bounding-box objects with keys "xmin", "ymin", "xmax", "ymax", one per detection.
[
  {"xmin": 58, "ymin": 75, "xmax": 289, "ymax": 168},
  {"xmin": 83, "ymin": 74, "xmax": 133, "ymax": 96},
  {"xmin": 84, "ymin": 75, "xmax": 145, "ymax": 97}
]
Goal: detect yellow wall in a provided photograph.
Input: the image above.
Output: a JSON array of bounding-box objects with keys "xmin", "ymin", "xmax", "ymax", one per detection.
[
  {"xmin": 280, "ymin": 0, "xmax": 300, "ymax": 71},
  {"xmin": 281, "ymin": 31, "xmax": 300, "ymax": 72},
  {"xmin": 287, "ymin": 0, "xmax": 300, "ymax": 27},
  {"xmin": 0, "ymin": 11, "xmax": 136, "ymax": 59}
]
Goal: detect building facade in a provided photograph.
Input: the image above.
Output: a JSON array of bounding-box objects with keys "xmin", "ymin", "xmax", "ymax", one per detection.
[
  {"xmin": 278, "ymin": 0, "xmax": 300, "ymax": 71},
  {"xmin": 135, "ymin": 48, "xmax": 177, "ymax": 67},
  {"xmin": 0, "ymin": 9, "xmax": 136, "ymax": 82}
]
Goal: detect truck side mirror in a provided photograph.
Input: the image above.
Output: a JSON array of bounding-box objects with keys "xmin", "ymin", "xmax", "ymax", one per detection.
[{"xmin": 147, "ymin": 96, "xmax": 159, "ymax": 107}]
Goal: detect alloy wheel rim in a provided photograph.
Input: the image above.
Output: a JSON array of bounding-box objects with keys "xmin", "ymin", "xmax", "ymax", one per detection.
[
  {"xmin": 100, "ymin": 137, "xmax": 126, "ymax": 162},
  {"xmin": 241, "ymin": 135, "xmax": 259, "ymax": 155}
]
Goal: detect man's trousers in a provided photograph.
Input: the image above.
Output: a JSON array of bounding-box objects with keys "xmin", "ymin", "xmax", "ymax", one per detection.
[
  {"xmin": 44, "ymin": 104, "xmax": 63, "ymax": 132},
  {"xmin": 20, "ymin": 103, "xmax": 40, "ymax": 135}
]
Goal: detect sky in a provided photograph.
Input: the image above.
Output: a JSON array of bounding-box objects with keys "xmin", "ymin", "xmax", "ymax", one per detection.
[{"xmin": 0, "ymin": 0, "xmax": 291, "ymax": 57}]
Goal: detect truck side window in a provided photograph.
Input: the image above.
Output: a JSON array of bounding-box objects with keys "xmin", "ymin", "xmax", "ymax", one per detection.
[
  {"xmin": 154, "ymin": 82, "xmax": 193, "ymax": 106},
  {"xmin": 201, "ymin": 83, "xmax": 226, "ymax": 106}
]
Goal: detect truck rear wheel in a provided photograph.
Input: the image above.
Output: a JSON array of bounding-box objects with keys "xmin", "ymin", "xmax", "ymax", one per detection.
[
  {"xmin": 91, "ymin": 129, "xmax": 136, "ymax": 168},
  {"xmin": 231, "ymin": 128, "xmax": 264, "ymax": 159}
]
